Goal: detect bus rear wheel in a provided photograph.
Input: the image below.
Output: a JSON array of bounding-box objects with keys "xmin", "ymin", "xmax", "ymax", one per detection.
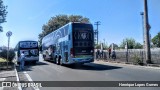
[
  {"xmin": 60, "ymin": 58, "xmax": 63, "ymax": 66},
  {"xmin": 33, "ymin": 61, "xmax": 37, "ymax": 65},
  {"xmin": 56, "ymin": 57, "xmax": 60, "ymax": 65}
]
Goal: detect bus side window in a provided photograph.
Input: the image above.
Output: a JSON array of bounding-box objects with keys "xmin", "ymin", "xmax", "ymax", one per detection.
[{"xmin": 69, "ymin": 35, "xmax": 70, "ymax": 40}]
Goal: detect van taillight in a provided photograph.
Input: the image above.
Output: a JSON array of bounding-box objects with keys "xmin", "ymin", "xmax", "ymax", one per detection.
[{"xmin": 70, "ymin": 48, "xmax": 74, "ymax": 57}]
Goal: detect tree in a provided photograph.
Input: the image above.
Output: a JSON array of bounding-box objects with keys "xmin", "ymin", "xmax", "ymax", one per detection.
[
  {"xmin": 0, "ymin": 0, "xmax": 7, "ymax": 32},
  {"xmin": 95, "ymin": 44, "xmax": 101, "ymax": 49},
  {"xmin": 134, "ymin": 42, "xmax": 143, "ymax": 49},
  {"xmin": 152, "ymin": 32, "xmax": 160, "ymax": 47},
  {"xmin": 0, "ymin": 49, "xmax": 15, "ymax": 62},
  {"xmin": 95, "ymin": 42, "xmax": 108, "ymax": 50},
  {"xmin": 120, "ymin": 38, "xmax": 143, "ymax": 49},
  {"xmin": 109, "ymin": 43, "xmax": 119, "ymax": 49},
  {"xmin": 38, "ymin": 14, "xmax": 90, "ymax": 45}
]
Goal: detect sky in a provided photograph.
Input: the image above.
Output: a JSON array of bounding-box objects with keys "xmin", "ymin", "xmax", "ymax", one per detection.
[{"xmin": 0, "ymin": 0, "xmax": 160, "ymax": 48}]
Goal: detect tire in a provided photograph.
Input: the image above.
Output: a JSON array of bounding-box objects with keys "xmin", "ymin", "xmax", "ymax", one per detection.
[
  {"xmin": 80, "ymin": 63, "xmax": 84, "ymax": 65},
  {"xmin": 43, "ymin": 55, "xmax": 46, "ymax": 61},
  {"xmin": 60, "ymin": 58, "xmax": 63, "ymax": 66},
  {"xmin": 56, "ymin": 57, "xmax": 60, "ymax": 65},
  {"xmin": 33, "ymin": 61, "xmax": 37, "ymax": 65},
  {"xmin": 52, "ymin": 57, "xmax": 56, "ymax": 64}
]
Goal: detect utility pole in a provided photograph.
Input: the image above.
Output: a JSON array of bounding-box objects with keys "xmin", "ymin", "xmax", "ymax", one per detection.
[
  {"xmin": 0, "ymin": 26, "xmax": 3, "ymax": 32},
  {"xmin": 103, "ymin": 38, "xmax": 105, "ymax": 46},
  {"xmin": 94, "ymin": 21, "xmax": 101, "ymax": 45},
  {"xmin": 140, "ymin": 12, "xmax": 145, "ymax": 49},
  {"xmin": 143, "ymin": 0, "xmax": 151, "ymax": 63},
  {"xmin": 125, "ymin": 42, "xmax": 128, "ymax": 62}
]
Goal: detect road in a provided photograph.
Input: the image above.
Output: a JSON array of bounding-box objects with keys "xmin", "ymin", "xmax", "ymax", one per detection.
[{"xmin": 17, "ymin": 55, "xmax": 160, "ymax": 90}]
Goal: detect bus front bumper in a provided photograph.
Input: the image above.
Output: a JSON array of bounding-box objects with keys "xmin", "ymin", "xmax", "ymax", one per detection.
[{"xmin": 17, "ymin": 56, "xmax": 39, "ymax": 62}]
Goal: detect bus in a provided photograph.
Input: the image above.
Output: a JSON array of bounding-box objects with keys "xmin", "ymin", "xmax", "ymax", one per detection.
[
  {"xmin": 15, "ymin": 40, "xmax": 39, "ymax": 64},
  {"xmin": 42, "ymin": 22, "xmax": 94, "ymax": 65}
]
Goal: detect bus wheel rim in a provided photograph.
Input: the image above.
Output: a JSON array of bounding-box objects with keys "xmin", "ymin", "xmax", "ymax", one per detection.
[{"xmin": 56, "ymin": 58, "xmax": 58, "ymax": 64}]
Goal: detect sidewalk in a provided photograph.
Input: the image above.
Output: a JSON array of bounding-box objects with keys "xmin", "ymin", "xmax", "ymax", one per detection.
[
  {"xmin": 0, "ymin": 66, "xmax": 19, "ymax": 90},
  {"xmin": 94, "ymin": 58, "xmax": 160, "ymax": 69}
]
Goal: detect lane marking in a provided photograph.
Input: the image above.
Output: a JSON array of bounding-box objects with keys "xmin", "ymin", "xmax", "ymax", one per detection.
[
  {"xmin": 23, "ymin": 71, "xmax": 40, "ymax": 90},
  {"xmin": 15, "ymin": 67, "xmax": 22, "ymax": 90}
]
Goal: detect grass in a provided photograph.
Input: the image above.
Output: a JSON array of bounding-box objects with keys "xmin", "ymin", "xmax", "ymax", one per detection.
[{"xmin": 0, "ymin": 58, "xmax": 7, "ymax": 62}]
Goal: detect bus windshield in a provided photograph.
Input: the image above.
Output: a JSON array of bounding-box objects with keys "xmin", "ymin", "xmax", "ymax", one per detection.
[{"xmin": 19, "ymin": 41, "xmax": 38, "ymax": 49}]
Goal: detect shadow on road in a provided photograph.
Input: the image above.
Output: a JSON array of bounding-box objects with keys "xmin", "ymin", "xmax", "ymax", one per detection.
[
  {"xmin": 43, "ymin": 60, "xmax": 122, "ymax": 71},
  {"xmin": 16, "ymin": 61, "xmax": 49, "ymax": 72},
  {"xmin": 64, "ymin": 63, "xmax": 122, "ymax": 71}
]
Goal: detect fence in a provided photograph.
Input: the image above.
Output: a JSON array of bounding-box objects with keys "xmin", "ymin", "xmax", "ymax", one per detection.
[{"xmin": 94, "ymin": 48, "xmax": 160, "ymax": 64}]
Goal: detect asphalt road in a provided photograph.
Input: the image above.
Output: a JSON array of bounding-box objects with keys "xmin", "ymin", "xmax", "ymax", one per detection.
[{"xmin": 17, "ymin": 55, "xmax": 160, "ymax": 90}]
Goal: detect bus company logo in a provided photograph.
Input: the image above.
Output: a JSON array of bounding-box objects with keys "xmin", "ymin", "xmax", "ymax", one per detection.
[
  {"xmin": 81, "ymin": 33, "xmax": 87, "ymax": 39},
  {"xmin": 2, "ymin": 82, "xmax": 11, "ymax": 87}
]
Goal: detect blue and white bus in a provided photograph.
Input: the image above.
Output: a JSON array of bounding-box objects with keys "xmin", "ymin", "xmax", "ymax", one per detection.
[
  {"xmin": 15, "ymin": 40, "xmax": 39, "ymax": 64},
  {"xmin": 42, "ymin": 22, "xmax": 94, "ymax": 65}
]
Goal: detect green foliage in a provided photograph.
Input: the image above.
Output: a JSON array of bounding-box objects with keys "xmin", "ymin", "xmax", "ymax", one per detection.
[
  {"xmin": 0, "ymin": 49, "xmax": 15, "ymax": 62},
  {"xmin": 109, "ymin": 43, "xmax": 118, "ymax": 49},
  {"xmin": 95, "ymin": 43, "xmax": 108, "ymax": 50},
  {"xmin": 134, "ymin": 42, "xmax": 143, "ymax": 49},
  {"xmin": 152, "ymin": 32, "xmax": 160, "ymax": 47},
  {"xmin": 132, "ymin": 54, "xmax": 143, "ymax": 65},
  {"xmin": 0, "ymin": 0, "xmax": 7, "ymax": 32},
  {"xmin": 103, "ymin": 44, "xmax": 109, "ymax": 50},
  {"xmin": 120, "ymin": 38, "xmax": 143, "ymax": 49},
  {"xmin": 38, "ymin": 14, "xmax": 90, "ymax": 45},
  {"xmin": 95, "ymin": 44, "xmax": 101, "ymax": 49},
  {"xmin": 0, "ymin": 58, "xmax": 6, "ymax": 62}
]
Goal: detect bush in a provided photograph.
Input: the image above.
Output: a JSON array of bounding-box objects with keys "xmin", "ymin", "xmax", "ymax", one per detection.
[
  {"xmin": 133, "ymin": 54, "xmax": 143, "ymax": 65},
  {"xmin": 0, "ymin": 49, "xmax": 15, "ymax": 62}
]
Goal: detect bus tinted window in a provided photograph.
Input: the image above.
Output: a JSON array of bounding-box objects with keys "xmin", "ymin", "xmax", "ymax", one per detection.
[
  {"xmin": 72, "ymin": 23, "xmax": 94, "ymax": 55},
  {"xmin": 73, "ymin": 24, "xmax": 93, "ymax": 41},
  {"xmin": 20, "ymin": 41, "xmax": 38, "ymax": 49}
]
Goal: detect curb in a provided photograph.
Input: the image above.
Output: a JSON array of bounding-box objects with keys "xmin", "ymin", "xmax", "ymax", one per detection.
[
  {"xmin": 95, "ymin": 60, "xmax": 160, "ymax": 70},
  {"xmin": 14, "ymin": 65, "xmax": 22, "ymax": 90}
]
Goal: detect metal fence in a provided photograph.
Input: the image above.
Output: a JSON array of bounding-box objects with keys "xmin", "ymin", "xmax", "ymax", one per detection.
[{"xmin": 94, "ymin": 48, "xmax": 160, "ymax": 64}]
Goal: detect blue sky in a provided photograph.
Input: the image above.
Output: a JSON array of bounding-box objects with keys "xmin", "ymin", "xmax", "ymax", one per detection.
[{"xmin": 0, "ymin": 0, "xmax": 160, "ymax": 48}]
